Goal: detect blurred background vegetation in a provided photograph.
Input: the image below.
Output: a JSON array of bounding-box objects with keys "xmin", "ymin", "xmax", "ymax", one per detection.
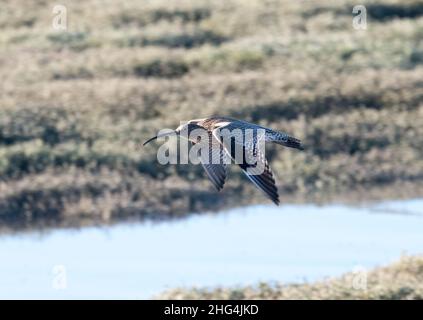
[{"xmin": 0, "ymin": 0, "xmax": 422, "ymax": 233}]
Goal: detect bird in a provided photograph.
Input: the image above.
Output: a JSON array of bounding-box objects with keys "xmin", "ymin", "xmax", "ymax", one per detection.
[{"xmin": 143, "ymin": 116, "xmax": 304, "ymax": 205}]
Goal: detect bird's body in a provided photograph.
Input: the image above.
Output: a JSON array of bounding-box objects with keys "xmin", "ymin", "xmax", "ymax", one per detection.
[{"xmin": 143, "ymin": 116, "xmax": 304, "ymax": 205}]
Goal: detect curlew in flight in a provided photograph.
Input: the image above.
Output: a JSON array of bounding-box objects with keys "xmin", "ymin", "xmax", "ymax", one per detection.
[{"xmin": 143, "ymin": 116, "xmax": 304, "ymax": 205}]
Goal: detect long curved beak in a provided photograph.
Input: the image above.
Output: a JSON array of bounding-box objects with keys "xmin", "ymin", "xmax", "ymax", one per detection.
[{"xmin": 143, "ymin": 130, "xmax": 176, "ymax": 146}]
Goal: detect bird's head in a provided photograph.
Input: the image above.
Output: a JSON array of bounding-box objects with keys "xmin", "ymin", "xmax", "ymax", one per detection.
[{"xmin": 143, "ymin": 120, "xmax": 204, "ymax": 146}]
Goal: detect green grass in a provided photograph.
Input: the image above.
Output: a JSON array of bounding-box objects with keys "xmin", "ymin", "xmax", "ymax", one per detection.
[{"xmin": 0, "ymin": 0, "xmax": 422, "ymax": 232}]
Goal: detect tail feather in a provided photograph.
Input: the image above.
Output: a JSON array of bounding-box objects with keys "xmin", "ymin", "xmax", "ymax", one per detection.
[{"xmin": 269, "ymin": 131, "xmax": 304, "ymax": 150}]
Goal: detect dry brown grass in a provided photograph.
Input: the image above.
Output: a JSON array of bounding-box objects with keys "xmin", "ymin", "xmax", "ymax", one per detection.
[{"xmin": 157, "ymin": 255, "xmax": 423, "ymax": 299}]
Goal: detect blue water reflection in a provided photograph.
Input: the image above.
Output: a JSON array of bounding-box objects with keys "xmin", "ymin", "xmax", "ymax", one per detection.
[{"xmin": 0, "ymin": 199, "xmax": 422, "ymax": 299}]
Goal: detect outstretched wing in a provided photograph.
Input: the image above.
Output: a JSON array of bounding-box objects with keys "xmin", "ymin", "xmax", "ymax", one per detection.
[
  {"xmin": 238, "ymin": 146, "xmax": 279, "ymax": 205},
  {"xmin": 214, "ymin": 127, "xmax": 279, "ymax": 205},
  {"xmin": 196, "ymin": 131, "xmax": 228, "ymax": 191},
  {"xmin": 200, "ymin": 148, "xmax": 227, "ymax": 191}
]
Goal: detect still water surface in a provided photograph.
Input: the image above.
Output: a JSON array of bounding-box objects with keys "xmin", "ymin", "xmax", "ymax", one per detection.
[{"xmin": 0, "ymin": 199, "xmax": 422, "ymax": 299}]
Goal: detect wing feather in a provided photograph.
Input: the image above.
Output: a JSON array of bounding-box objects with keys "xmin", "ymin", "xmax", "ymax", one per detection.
[
  {"xmin": 196, "ymin": 131, "xmax": 228, "ymax": 191},
  {"xmin": 215, "ymin": 126, "xmax": 280, "ymax": 205}
]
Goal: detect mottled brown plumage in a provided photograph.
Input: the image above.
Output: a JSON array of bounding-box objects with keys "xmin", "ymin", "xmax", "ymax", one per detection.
[{"xmin": 144, "ymin": 116, "xmax": 304, "ymax": 205}]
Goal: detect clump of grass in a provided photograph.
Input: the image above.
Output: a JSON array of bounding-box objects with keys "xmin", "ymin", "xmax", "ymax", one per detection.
[
  {"xmin": 191, "ymin": 47, "xmax": 266, "ymax": 71},
  {"xmin": 0, "ymin": 107, "xmax": 89, "ymax": 146},
  {"xmin": 0, "ymin": 15, "xmax": 36, "ymax": 29},
  {"xmin": 124, "ymin": 30, "xmax": 227, "ymax": 48},
  {"xmin": 405, "ymin": 47, "xmax": 423, "ymax": 68},
  {"xmin": 151, "ymin": 8, "xmax": 212, "ymax": 23},
  {"xmin": 47, "ymin": 32, "xmax": 97, "ymax": 51},
  {"xmin": 112, "ymin": 7, "xmax": 211, "ymax": 28},
  {"xmin": 51, "ymin": 67, "xmax": 94, "ymax": 80},
  {"xmin": 157, "ymin": 256, "xmax": 423, "ymax": 299},
  {"xmin": 366, "ymin": 3, "xmax": 423, "ymax": 21},
  {"xmin": 133, "ymin": 59, "xmax": 190, "ymax": 78}
]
